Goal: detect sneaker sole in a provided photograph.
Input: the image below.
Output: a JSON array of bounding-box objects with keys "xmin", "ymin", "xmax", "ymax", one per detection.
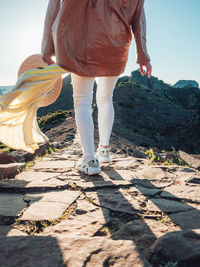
[
  {"xmin": 97, "ymin": 157, "xmax": 111, "ymax": 164},
  {"xmin": 77, "ymin": 166, "xmax": 101, "ymax": 175}
]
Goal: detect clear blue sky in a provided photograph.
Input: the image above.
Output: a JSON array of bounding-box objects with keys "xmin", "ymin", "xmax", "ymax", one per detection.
[{"xmin": 0, "ymin": 0, "xmax": 199, "ymax": 86}]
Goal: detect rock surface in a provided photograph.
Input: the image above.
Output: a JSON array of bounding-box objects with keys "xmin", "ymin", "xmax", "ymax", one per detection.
[
  {"xmin": 173, "ymin": 80, "xmax": 199, "ymax": 88},
  {"xmin": 0, "ymin": 133, "xmax": 200, "ymax": 266},
  {"xmin": 0, "ymin": 236, "xmax": 151, "ymax": 267},
  {"xmin": 21, "ymin": 190, "xmax": 81, "ymax": 221},
  {"xmin": 150, "ymin": 230, "xmax": 200, "ymax": 266},
  {"xmin": 161, "ymin": 185, "xmax": 200, "ymax": 202},
  {"xmin": 146, "ymin": 198, "xmax": 194, "ymax": 213},
  {"xmin": 179, "ymin": 150, "xmax": 200, "ymax": 169},
  {"xmin": 0, "ymin": 153, "xmax": 19, "ymax": 164},
  {"xmin": 44, "ymin": 198, "xmax": 110, "ymax": 238},
  {"xmin": 169, "ymin": 210, "xmax": 200, "ymax": 230},
  {"xmin": 0, "ymin": 226, "xmax": 27, "ymax": 237},
  {"xmin": 0, "ymin": 162, "xmax": 25, "ymax": 179},
  {"xmin": 112, "ymin": 219, "xmax": 179, "ymax": 257},
  {"xmin": 0, "ymin": 193, "xmax": 27, "ymax": 217}
]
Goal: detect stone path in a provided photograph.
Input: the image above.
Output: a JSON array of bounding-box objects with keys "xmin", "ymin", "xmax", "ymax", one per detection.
[{"xmin": 0, "ymin": 135, "xmax": 200, "ymax": 266}]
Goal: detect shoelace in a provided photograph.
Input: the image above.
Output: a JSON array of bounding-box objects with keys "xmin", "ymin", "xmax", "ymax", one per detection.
[{"xmin": 98, "ymin": 147, "xmax": 110, "ymax": 156}]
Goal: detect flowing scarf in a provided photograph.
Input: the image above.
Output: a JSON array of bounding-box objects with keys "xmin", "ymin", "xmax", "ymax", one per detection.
[{"xmin": 0, "ymin": 64, "xmax": 67, "ymax": 154}]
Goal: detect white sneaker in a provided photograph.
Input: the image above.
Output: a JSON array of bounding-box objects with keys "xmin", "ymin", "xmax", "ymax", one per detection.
[
  {"xmin": 76, "ymin": 157, "xmax": 101, "ymax": 175},
  {"xmin": 96, "ymin": 145, "xmax": 111, "ymax": 163}
]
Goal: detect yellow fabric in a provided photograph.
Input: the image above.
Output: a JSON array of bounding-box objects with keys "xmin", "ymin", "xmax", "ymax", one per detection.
[{"xmin": 0, "ymin": 64, "xmax": 67, "ymax": 154}]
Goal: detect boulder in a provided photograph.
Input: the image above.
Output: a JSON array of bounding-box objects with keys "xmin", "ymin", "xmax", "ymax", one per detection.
[
  {"xmin": 149, "ymin": 230, "xmax": 200, "ymax": 266},
  {"xmin": 0, "ymin": 163, "xmax": 25, "ymax": 179},
  {"xmin": 0, "ymin": 153, "xmax": 19, "ymax": 164},
  {"xmin": 173, "ymin": 80, "xmax": 199, "ymax": 88}
]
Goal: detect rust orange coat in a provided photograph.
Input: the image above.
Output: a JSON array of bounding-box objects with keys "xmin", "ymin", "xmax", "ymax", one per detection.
[{"xmin": 41, "ymin": 0, "xmax": 150, "ymax": 77}]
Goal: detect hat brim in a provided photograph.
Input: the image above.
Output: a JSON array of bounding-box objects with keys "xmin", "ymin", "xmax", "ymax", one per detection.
[{"xmin": 18, "ymin": 54, "xmax": 63, "ymax": 107}]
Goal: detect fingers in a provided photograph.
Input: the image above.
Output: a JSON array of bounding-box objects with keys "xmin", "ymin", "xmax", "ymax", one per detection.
[
  {"xmin": 139, "ymin": 64, "xmax": 148, "ymax": 76},
  {"xmin": 140, "ymin": 65, "xmax": 144, "ymax": 76},
  {"xmin": 147, "ymin": 62, "xmax": 152, "ymax": 78},
  {"xmin": 139, "ymin": 62, "xmax": 152, "ymax": 78},
  {"xmin": 148, "ymin": 64, "xmax": 152, "ymax": 78}
]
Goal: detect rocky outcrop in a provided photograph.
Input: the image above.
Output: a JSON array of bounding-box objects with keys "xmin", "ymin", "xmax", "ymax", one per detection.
[
  {"xmin": 37, "ymin": 74, "xmax": 97, "ymax": 117},
  {"xmin": 111, "ymin": 81, "xmax": 200, "ymax": 153},
  {"xmin": 129, "ymin": 69, "xmax": 171, "ymax": 90},
  {"xmin": 35, "ymin": 70, "xmax": 200, "ymax": 154},
  {"xmin": 173, "ymin": 80, "xmax": 199, "ymax": 88}
]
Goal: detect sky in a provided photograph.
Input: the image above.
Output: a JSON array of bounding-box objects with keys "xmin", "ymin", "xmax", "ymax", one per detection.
[{"xmin": 0, "ymin": 0, "xmax": 200, "ymax": 86}]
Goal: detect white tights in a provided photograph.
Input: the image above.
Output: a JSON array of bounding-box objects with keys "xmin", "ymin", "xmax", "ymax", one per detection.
[{"xmin": 71, "ymin": 73, "xmax": 118, "ymax": 161}]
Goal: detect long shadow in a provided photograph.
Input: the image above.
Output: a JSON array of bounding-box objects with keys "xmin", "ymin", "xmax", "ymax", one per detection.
[
  {"xmin": 1, "ymin": 156, "xmax": 199, "ymax": 265},
  {"xmin": 0, "ymin": 180, "xmax": 66, "ymax": 267},
  {"xmin": 0, "ymin": 235, "xmax": 65, "ymax": 266},
  {"xmin": 0, "ymin": 179, "xmax": 39, "ymax": 237},
  {"xmin": 81, "ymin": 167, "xmax": 157, "ymax": 265},
  {"xmin": 81, "ymin": 165, "xmax": 200, "ymax": 265}
]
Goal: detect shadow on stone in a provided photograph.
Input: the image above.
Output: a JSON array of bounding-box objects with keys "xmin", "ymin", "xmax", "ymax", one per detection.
[
  {"xmin": 0, "ymin": 179, "xmax": 42, "ymax": 237},
  {"xmin": 0, "ymin": 236, "xmax": 65, "ymax": 267},
  {"xmin": 81, "ymin": 166, "xmax": 200, "ymax": 266}
]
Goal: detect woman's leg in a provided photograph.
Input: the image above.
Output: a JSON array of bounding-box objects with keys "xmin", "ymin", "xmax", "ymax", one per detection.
[
  {"xmin": 71, "ymin": 73, "xmax": 95, "ymax": 161},
  {"xmin": 96, "ymin": 76, "xmax": 119, "ymax": 147}
]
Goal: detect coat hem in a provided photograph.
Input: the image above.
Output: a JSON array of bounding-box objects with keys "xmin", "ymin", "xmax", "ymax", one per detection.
[{"xmin": 57, "ymin": 63, "xmax": 123, "ymax": 77}]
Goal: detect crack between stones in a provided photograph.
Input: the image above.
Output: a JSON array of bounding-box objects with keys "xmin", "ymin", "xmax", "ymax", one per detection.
[{"xmin": 12, "ymin": 201, "xmax": 78, "ymax": 236}]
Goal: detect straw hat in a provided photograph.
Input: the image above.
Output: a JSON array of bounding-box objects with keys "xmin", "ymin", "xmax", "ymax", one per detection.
[{"xmin": 18, "ymin": 54, "xmax": 63, "ymax": 107}]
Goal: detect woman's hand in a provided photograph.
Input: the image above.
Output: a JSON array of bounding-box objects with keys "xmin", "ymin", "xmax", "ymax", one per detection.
[
  {"xmin": 139, "ymin": 61, "xmax": 152, "ymax": 78},
  {"xmin": 42, "ymin": 54, "xmax": 56, "ymax": 65}
]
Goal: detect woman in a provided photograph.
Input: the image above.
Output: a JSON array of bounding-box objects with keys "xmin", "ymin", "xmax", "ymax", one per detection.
[{"xmin": 41, "ymin": 0, "xmax": 152, "ymax": 175}]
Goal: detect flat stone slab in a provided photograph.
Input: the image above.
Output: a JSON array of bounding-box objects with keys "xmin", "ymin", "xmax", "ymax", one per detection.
[
  {"xmin": 0, "ymin": 171, "xmax": 69, "ymax": 191},
  {"xmin": 179, "ymin": 150, "xmax": 200, "ymax": 169},
  {"xmin": 0, "ymin": 226, "xmax": 27, "ymax": 237},
  {"xmin": 111, "ymin": 156, "xmax": 149, "ymax": 163},
  {"xmin": 133, "ymin": 166, "xmax": 175, "ymax": 180},
  {"xmin": 131, "ymin": 179, "xmax": 174, "ymax": 189},
  {"xmin": 126, "ymin": 166, "xmax": 175, "ymax": 188},
  {"xmin": 161, "ymin": 185, "xmax": 200, "ymax": 202},
  {"xmin": 146, "ymin": 198, "xmax": 195, "ymax": 213},
  {"xmin": 31, "ymin": 160, "xmax": 75, "ymax": 172},
  {"xmin": 45, "ymin": 154, "xmax": 80, "ymax": 161},
  {"xmin": 112, "ymin": 219, "xmax": 180, "ymax": 256},
  {"xmin": 0, "ymin": 193, "xmax": 27, "ymax": 217},
  {"xmin": 187, "ymin": 177, "xmax": 200, "ymax": 185},
  {"xmin": 0, "ymin": 236, "xmax": 151, "ymax": 267},
  {"xmin": 0, "ymin": 168, "xmax": 134, "ymax": 191},
  {"xmin": 110, "ymin": 157, "xmax": 148, "ymax": 169},
  {"xmin": 86, "ymin": 188, "xmax": 146, "ymax": 214},
  {"xmin": 66, "ymin": 169, "xmax": 133, "ymax": 189},
  {"xmin": 175, "ymin": 167, "xmax": 198, "ymax": 182},
  {"xmin": 44, "ymin": 198, "xmax": 110, "ymax": 238},
  {"xmin": 169, "ymin": 209, "xmax": 200, "ymax": 229},
  {"xmin": 102, "ymin": 168, "xmax": 136, "ymax": 181},
  {"xmin": 67, "ymin": 166, "xmax": 174, "ymax": 189},
  {"xmin": 128, "ymin": 185, "xmax": 161, "ymax": 197},
  {"xmin": 21, "ymin": 190, "xmax": 81, "ymax": 221}
]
